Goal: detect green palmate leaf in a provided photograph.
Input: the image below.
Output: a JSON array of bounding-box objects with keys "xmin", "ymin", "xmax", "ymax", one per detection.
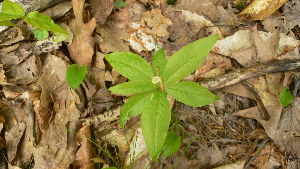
[
  {"xmin": 141, "ymin": 90, "xmax": 171, "ymax": 161},
  {"xmin": 120, "ymin": 92, "xmax": 153, "ymax": 127},
  {"xmin": 66, "ymin": 64, "xmax": 87, "ymax": 90},
  {"xmin": 24, "ymin": 11, "xmax": 68, "ymax": 34},
  {"xmin": 2, "ymin": 0, "xmax": 25, "ymax": 16},
  {"xmin": 32, "ymin": 28, "xmax": 49, "ymax": 40},
  {"xmin": 109, "ymin": 80, "xmax": 158, "ymax": 95},
  {"xmin": 114, "ymin": 0, "xmax": 126, "ymax": 7},
  {"xmin": 152, "ymin": 48, "xmax": 167, "ymax": 76},
  {"xmin": 0, "ymin": 20, "xmax": 15, "ymax": 26},
  {"xmin": 162, "ymin": 131, "xmax": 181, "ymax": 158},
  {"xmin": 105, "ymin": 52, "xmax": 154, "ymax": 81},
  {"xmin": 165, "ymin": 81, "xmax": 219, "ymax": 107},
  {"xmin": 279, "ymin": 86, "xmax": 294, "ymax": 107},
  {"xmin": 162, "ymin": 34, "xmax": 218, "ymax": 86}
]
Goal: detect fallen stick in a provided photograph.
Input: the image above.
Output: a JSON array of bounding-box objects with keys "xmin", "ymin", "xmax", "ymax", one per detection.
[{"xmin": 200, "ymin": 59, "xmax": 300, "ymax": 91}]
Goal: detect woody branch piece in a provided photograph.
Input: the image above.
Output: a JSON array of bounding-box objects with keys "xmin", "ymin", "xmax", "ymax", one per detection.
[{"xmin": 200, "ymin": 59, "xmax": 300, "ymax": 91}]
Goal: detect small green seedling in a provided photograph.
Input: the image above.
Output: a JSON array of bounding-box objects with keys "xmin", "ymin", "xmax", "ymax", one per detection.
[
  {"xmin": 66, "ymin": 64, "xmax": 87, "ymax": 90},
  {"xmin": 105, "ymin": 34, "xmax": 219, "ymax": 161},
  {"xmin": 167, "ymin": 0, "xmax": 177, "ymax": 6},
  {"xmin": 0, "ymin": 0, "xmax": 68, "ymax": 41},
  {"xmin": 236, "ymin": 1, "xmax": 246, "ymax": 10},
  {"xmin": 279, "ymin": 86, "xmax": 294, "ymax": 107},
  {"xmin": 113, "ymin": 0, "xmax": 126, "ymax": 8},
  {"xmin": 32, "ymin": 27, "xmax": 49, "ymax": 40}
]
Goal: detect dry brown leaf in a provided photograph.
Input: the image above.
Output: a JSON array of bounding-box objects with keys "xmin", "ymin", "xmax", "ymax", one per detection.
[
  {"xmin": 234, "ymin": 76, "xmax": 283, "ymax": 140},
  {"xmin": 7, "ymin": 54, "xmax": 41, "ymax": 85},
  {"xmin": 212, "ymin": 28, "xmax": 299, "ymax": 67},
  {"xmin": 140, "ymin": 8, "xmax": 172, "ymax": 37},
  {"xmin": 161, "ymin": 7, "xmax": 196, "ymax": 55},
  {"xmin": 37, "ymin": 54, "xmax": 67, "ymax": 108},
  {"xmin": 103, "ymin": 128, "xmax": 135, "ymax": 153},
  {"xmin": 5, "ymin": 122, "xmax": 26, "ymax": 162},
  {"xmin": 42, "ymin": 1, "xmax": 72, "ymax": 20},
  {"xmin": 68, "ymin": 0, "xmax": 96, "ymax": 66},
  {"xmin": 90, "ymin": 0, "xmax": 114, "ymax": 24},
  {"xmin": 32, "ymin": 83, "xmax": 80, "ymax": 169},
  {"xmin": 88, "ymin": 88, "xmax": 118, "ymax": 115},
  {"xmin": 252, "ymin": 26, "xmax": 279, "ymax": 62},
  {"xmin": 245, "ymin": 143, "xmax": 282, "ymax": 168},
  {"xmin": 221, "ymin": 84, "xmax": 256, "ymax": 100},
  {"xmin": 213, "ymin": 161, "xmax": 245, "ymax": 169},
  {"xmin": 8, "ymin": 164, "xmax": 22, "ymax": 169},
  {"xmin": 73, "ymin": 125, "xmax": 95, "ymax": 169},
  {"xmin": 0, "ymin": 27, "xmax": 26, "ymax": 46},
  {"xmin": 0, "ymin": 64, "xmax": 7, "ymax": 85},
  {"xmin": 33, "ymin": 100, "xmax": 52, "ymax": 133},
  {"xmin": 128, "ymin": 2, "xmax": 146, "ymax": 22},
  {"xmin": 195, "ymin": 53, "xmax": 232, "ymax": 80},
  {"xmin": 274, "ymin": 98, "xmax": 300, "ymax": 157},
  {"xmin": 282, "ymin": 0, "xmax": 300, "ymax": 30},
  {"xmin": 175, "ymin": 0, "xmax": 220, "ymax": 22},
  {"xmin": 97, "ymin": 26, "xmax": 130, "ymax": 53},
  {"xmin": 0, "ymin": 43, "xmax": 33, "ymax": 69},
  {"xmin": 129, "ymin": 8, "xmax": 172, "ymax": 52},
  {"xmin": 238, "ymin": 0, "xmax": 289, "ymax": 21}
]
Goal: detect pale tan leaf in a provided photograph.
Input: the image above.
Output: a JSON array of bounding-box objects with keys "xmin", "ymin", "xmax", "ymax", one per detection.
[
  {"xmin": 238, "ymin": 0, "xmax": 289, "ymax": 20},
  {"xmin": 5, "ymin": 122, "xmax": 26, "ymax": 163}
]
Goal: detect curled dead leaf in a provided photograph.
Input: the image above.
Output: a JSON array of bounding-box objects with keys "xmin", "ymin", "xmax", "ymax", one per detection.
[{"xmin": 238, "ymin": 0, "xmax": 289, "ymax": 21}]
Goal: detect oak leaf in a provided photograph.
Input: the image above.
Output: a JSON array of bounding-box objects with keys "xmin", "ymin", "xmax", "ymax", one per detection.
[{"xmin": 68, "ymin": 0, "xmax": 96, "ymax": 66}]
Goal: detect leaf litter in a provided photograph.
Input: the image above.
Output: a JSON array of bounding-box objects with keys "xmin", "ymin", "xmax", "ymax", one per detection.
[{"xmin": 0, "ymin": 0, "xmax": 300, "ymax": 168}]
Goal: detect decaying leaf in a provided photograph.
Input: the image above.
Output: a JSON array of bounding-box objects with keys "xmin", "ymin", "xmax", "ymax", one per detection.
[
  {"xmin": 97, "ymin": 26, "xmax": 130, "ymax": 53},
  {"xmin": 0, "ymin": 43, "xmax": 33, "ymax": 69},
  {"xmin": 0, "ymin": 64, "xmax": 7, "ymax": 85},
  {"xmin": 238, "ymin": 0, "xmax": 289, "ymax": 21},
  {"xmin": 129, "ymin": 8, "xmax": 172, "ymax": 52},
  {"xmin": 41, "ymin": 1, "xmax": 72, "ymax": 20},
  {"xmin": 214, "ymin": 161, "xmax": 245, "ymax": 169},
  {"xmin": 174, "ymin": 0, "xmax": 220, "ymax": 21},
  {"xmin": 74, "ymin": 125, "xmax": 95, "ymax": 169},
  {"xmin": 0, "ymin": 27, "xmax": 26, "ymax": 46},
  {"xmin": 181, "ymin": 10, "xmax": 222, "ymax": 38},
  {"xmin": 212, "ymin": 28, "xmax": 300, "ymax": 67},
  {"xmin": 252, "ymin": 26, "xmax": 279, "ymax": 62},
  {"xmin": 5, "ymin": 122, "xmax": 26, "ymax": 163},
  {"xmin": 102, "ymin": 128, "xmax": 136, "ymax": 153},
  {"xmin": 37, "ymin": 54, "xmax": 67, "ymax": 108},
  {"xmin": 32, "ymin": 83, "xmax": 80, "ymax": 169},
  {"xmin": 274, "ymin": 98, "xmax": 300, "ymax": 157},
  {"xmin": 195, "ymin": 53, "xmax": 232, "ymax": 80},
  {"xmin": 68, "ymin": 0, "xmax": 96, "ymax": 66},
  {"xmin": 90, "ymin": 0, "xmax": 114, "ymax": 24},
  {"xmin": 282, "ymin": 0, "xmax": 300, "ymax": 30},
  {"xmin": 7, "ymin": 54, "xmax": 41, "ymax": 85},
  {"xmin": 234, "ymin": 76, "xmax": 283, "ymax": 140}
]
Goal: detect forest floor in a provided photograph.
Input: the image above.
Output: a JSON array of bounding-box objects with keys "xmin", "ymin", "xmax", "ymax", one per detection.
[{"xmin": 0, "ymin": 0, "xmax": 300, "ymax": 168}]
